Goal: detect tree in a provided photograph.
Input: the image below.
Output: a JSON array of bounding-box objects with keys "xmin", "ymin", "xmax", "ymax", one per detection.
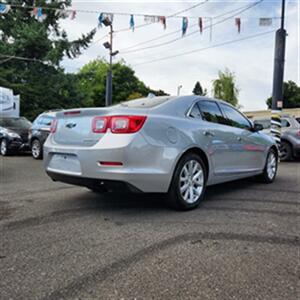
[
  {"xmin": 212, "ymin": 69, "xmax": 239, "ymax": 107},
  {"xmin": 266, "ymin": 80, "xmax": 300, "ymax": 108},
  {"xmin": 77, "ymin": 59, "xmax": 168, "ymax": 107},
  {"xmin": 192, "ymin": 81, "xmax": 207, "ymax": 96},
  {"xmin": 0, "ymin": 0, "xmax": 96, "ymax": 119}
]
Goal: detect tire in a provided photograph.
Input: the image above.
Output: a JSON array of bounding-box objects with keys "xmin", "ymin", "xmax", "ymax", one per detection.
[
  {"xmin": 167, "ymin": 153, "xmax": 207, "ymax": 211},
  {"xmin": 0, "ymin": 139, "xmax": 10, "ymax": 156},
  {"xmin": 280, "ymin": 141, "xmax": 293, "ymax": 161},
  {"xmin": 31, "ymin": 139, "xmax": 43, "ymax": 159},
  {"xmin": 256, "ymin": 148, "xmax": 278, "ymax": 183}
]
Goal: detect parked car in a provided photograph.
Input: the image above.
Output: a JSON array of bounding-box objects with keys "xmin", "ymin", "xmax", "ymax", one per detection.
[
  {"xmin": 44, "ymin": 96, "xmax": 278, "ymax": 211},
  {"xmin": 254, "ymin": 115, "xmax": 300, "ymax": 161},
  {"xmin": 29, "ymin": 111, "xmax": 56, "ymax": 159},
  {"xmin": 0, "ymin": 117, "xmax": 31, "ymax": 156}
]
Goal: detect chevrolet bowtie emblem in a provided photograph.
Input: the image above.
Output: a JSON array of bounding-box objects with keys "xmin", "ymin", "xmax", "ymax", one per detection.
[{"xmin": 65, "ymin": 122, "xmax": 77, "ymax": 129}]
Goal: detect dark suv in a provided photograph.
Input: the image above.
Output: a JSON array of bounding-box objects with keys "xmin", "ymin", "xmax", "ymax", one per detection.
[
  {"xmin": 29, "ymin": 111, "xmax": 56, "ymax": 159},
  {"xmin": 0, "ymin": 117, "xmax": 31, "ymax": 156}
]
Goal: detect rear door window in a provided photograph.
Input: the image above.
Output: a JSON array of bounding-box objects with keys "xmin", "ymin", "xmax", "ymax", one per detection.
[
  {"xmin": 281, "ymin": 119, "xmax": 290, "ymax": 128},
  {"xmin": 197, "ymin": 101, "xmax": 225, "ymax": 124}
]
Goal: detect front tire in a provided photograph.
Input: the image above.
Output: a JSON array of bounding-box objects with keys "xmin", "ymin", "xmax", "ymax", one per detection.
[
  {"xmin": 31, "ymin": 139, "xmax": 43, "ymax": 159},
  {"xmin": 0, "ymin": 139, "xmax": 10, "ymax": 156},
  {"xmin": 256, "ymin": 148, "xmax": 278, "ymax": 183},
  {"xmin": 167, "ymin": 153, "xmax": 207, "ymax": 211}
]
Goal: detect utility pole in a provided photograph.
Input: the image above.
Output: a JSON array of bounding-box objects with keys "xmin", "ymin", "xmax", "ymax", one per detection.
[
  {"xmin": 102, "ymin": 18, "xmax": 119, "ymax": 107},
  {"xmin": 271, "ymin": 0, "xmax": 286, "ymax": 150}
]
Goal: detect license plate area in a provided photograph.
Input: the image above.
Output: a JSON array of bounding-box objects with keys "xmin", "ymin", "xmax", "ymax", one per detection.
[{"xmin": 48, "ymin": 153, "xmax": 82, "ymax": 175}]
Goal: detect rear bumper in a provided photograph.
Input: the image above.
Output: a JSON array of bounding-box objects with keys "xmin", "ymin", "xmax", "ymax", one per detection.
[
  {"xmin": 44, "ymin": 132, "xmax": 178, "ymax": 193},
  {"xmin": 47, "ymin": 171, "xmax": 142, "ymax": 192}
]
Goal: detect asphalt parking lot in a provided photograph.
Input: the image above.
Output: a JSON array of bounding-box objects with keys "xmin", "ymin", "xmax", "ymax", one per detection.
[{"xmin": 0, "ymin": 155, "xmax": 299, "ymax": 300}]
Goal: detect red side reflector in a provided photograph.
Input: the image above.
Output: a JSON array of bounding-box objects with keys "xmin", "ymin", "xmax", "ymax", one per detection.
[
  {"xmin": 99, "ymin": 161, "xmax": 123, "ymax": 166},
  {"xmin": 64, "ymin": 110, "xmax": 81, "ymax": 115}
]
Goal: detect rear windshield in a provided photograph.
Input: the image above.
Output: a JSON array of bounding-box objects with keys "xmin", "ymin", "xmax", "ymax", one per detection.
[
  {"xmin": 0, "ymin": 117, "xmax": 31, "ymax": 129},
  {"xmin": 119, "ymin": 96, "xmax": 173, "ymax": 108}
]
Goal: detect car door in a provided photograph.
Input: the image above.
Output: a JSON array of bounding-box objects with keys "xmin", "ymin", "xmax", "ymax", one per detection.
[
  {"xmin": 195, "ymin": 100, "xmax": 241, "ymax": 177},
  {"xmin": 219, "ymin": 103, "xmax": 267, "ymax": 172}
]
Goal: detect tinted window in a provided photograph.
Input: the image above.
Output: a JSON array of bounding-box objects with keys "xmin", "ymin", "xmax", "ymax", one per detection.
[
  {"xmin": 198, "ymin": 101, "xmax": 224, "ymax": 124},
  {"xmin": 220, "ymin": 104, "xmax": 251, "ymax": 129},
  {"xmin": 254, "ymin": 119, "xmax": 270, "ymax": 129},
  {"xmin": 189, "ymin": 104, "xmax": 202, "ymax": 119},
  {"xmin": 120, "ymin": 96, "xmax": 172, "ymax": 108},
  {"xmin": 0, "ymin": 117, "xmax": 31, "ymax": 129},
  {"xmin": 40, "ymin": 115, "xmax": 54, "ymax": 126},
  {"xmin": 281, "ymin": 119, "xmax": 290, "ymax": 128}
]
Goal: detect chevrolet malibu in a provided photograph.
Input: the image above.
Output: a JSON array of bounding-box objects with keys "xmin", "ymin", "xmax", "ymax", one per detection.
[{"xmin": 44, "ymin": 96, "xmax": 278, "ymax": 210}]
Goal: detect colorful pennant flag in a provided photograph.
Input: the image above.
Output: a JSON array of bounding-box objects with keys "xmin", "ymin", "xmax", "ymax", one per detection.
[
  {"xmin": 182, "ymin": 17, "xmax": 188, "ymax": 36},
  {"xmin": 130, "ymin": 14, "xmax": 135, "ymax": 31},
  {"xmin": 198, "ymin": 17, "xmax": 203, "ymax": 34},
  {"xmin": 0, "ymin": 3, "xmax": 11, "ymax": 14},
  {"xmin": 259, "ymin": 18, "xmax": 272, "ymax": 26},
  {"xmin": 235, "ymin": 18, "xmax": 241, "ymax": 33},
  {"xmin": 159, "ymin": 16, "xmax": 166, "ymax": 29}
]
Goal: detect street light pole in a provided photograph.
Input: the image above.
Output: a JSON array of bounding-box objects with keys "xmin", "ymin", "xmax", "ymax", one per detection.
[
  {"xmin": 271, "ymin": 0, "xmax": 286, "ymax": 150},
  {"xmin": 177, "ymin": 85, "xmax": 182, "ymax": 96},
  {"xmin": 105, "ymin": 24, "xmax": 113, "ymax": 107}
]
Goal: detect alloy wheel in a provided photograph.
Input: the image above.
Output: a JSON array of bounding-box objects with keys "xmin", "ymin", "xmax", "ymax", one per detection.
[
  {"xmin": 32, "ymin": 140, "xmax": 41, "ymax": 159},
  {"xmin": 0, "ymin": 140, "xmax": 7, "ymax": 155},
  {"xmin": 179, "ymin": 159, "xmax": 204, "ymax": 204},
  {"xmin": 267, "ymin": 152, "xmax": 277, "ymax": 180}
]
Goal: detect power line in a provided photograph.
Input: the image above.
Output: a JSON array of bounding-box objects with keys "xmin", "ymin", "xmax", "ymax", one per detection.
[
  {"xmin": 120, "ymin": 0, "xmax": 265, "ymax": 55},
  {"xmin": 132, "ymin": 30, "xmax": 275, "ymax": 67},
  {"xmin": 0, "ymin": 54, "xmax": 52, "ymax": 65},
  {"xmin": 119, "ymin": 1, "xmax": 267, "ymax": 52}
]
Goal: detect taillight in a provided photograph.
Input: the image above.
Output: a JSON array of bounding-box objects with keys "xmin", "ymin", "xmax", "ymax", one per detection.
[
  {"xmin": 111, "ymin": 116, "xmax": 147, "ymax": 133},
  {"xmin": 296, "ymin": 130, "xmax": 300, "ymax": 137},
  {"xmin": 50, "ymin": 119, "xmax": 58, "ymax": 133},
  {"xmin": 92, "ymin": 116, "xmax": 111, "ymax": 133},
  {"xmin": 91, "ymin": 116, "xmax": 147, "ymax": 134}
]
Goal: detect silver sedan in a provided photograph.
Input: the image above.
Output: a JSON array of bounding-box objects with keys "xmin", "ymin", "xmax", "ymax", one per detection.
[{"xmin": 44, "ymin": 96, "xmax": 278, "ymax": 210}]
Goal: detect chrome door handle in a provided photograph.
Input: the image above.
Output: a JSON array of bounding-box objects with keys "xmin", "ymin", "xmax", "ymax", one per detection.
[
  {"xmin": 203, "ymin": 131, "xmax": 215, "ymax": 137},
  {"xmin": 237, "ymin": 136, "xmax": 242, "ymax": 141}
]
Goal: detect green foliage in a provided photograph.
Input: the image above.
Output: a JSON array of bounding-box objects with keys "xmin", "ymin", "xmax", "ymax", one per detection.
[
  {"xmin": 192, "ymin": 81, "xmax": 207, "ymax": 96},
  {"xmin": 212, "ymin": 68, "xmax": 239, "ymax": 107},
  {"xmin": 266, "ymin": 81, "xmax": 300, "ymax": 108},
  {"xmin": 0, "ymin": 0, "xmax": 95, "ymax": 119},
  {"xmin": 77, "ymin": 59, "xmax": 168, "ymax": 107}
]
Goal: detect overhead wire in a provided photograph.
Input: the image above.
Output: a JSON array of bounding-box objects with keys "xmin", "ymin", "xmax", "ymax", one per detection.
[
  {"xmin": 118, "ymin": 1, "xmax": 267, "ymax": 52},
  {"xmin": 132, "ymin": 30, "xmax": 275, "ymax": 67}
]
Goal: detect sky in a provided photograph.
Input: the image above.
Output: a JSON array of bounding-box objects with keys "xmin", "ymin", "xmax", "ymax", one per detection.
[{"xmin": 60, "ymin": 0, "xmax": 299, "ymax": 111}]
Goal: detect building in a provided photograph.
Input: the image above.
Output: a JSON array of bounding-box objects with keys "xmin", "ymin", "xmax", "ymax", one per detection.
[{"xmin": 243, "ymin": 108, "xmax": 300, "ymax": 120}]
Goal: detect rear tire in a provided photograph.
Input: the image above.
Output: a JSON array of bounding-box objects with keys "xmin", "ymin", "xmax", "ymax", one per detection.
[
  {"xmin": 167, "ymin": 153, "xmax": 207, "ymax": 211},
  {"xmin": 31, "ymin": 139, "xmax": 43, "ymax": 159},
  {"xmin": 0, "ymin": 139, "xmax": 10, "ymax": 156},
  {"xmin": 280, "ymin": 141, "xmax": 293, "ymax": 161},
  {"xmin": 256, "ymin": 148, "xmax": 278, "ymax": 183}
]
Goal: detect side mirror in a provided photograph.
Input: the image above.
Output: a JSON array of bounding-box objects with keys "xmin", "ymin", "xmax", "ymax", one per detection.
[{"xmin": 253, "ymin": 123, "xmax": 263, "ymax": 132}]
